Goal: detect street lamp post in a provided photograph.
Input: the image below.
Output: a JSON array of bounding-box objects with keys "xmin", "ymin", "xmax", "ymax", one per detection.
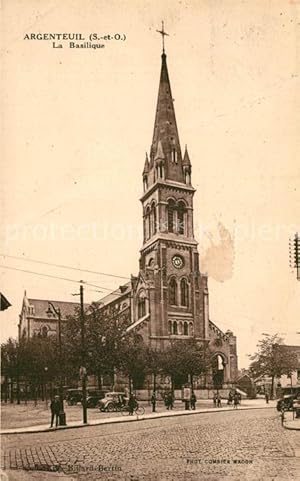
[
  {"xmin": 44, "ymin": 366, "xmax": 48, "ymax": 407},
  {"xmin": 80, "ymin": 284, "xmax": 87, "ymax": 424},
  {"xmin": 46, "ymin": 302, "xmax": 66, "ymax": 426}
]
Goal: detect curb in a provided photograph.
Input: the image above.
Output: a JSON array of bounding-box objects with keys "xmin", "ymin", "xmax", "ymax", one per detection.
[
  {"xmin": 1, "ymin": 405, "xmax": 275, "ymax": 436},
  {"xmin": 282, "ymin": 421, "xmax": 300, "ymax": 431}
]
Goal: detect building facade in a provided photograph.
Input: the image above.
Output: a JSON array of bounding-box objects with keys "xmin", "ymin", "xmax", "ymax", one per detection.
[
  {"xmin": 97, "ymin": 47, "xmax": 238, "ymax": 390},
  {"xmin": 18, "ymin": 291, "xmax": 81, "ymax": 339},
  {"xmin": 18, "ymin": 44, "xmax": 238, "ymax": 393}
]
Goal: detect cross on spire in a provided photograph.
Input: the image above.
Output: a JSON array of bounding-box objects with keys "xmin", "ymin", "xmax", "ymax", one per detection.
[{"xmin": 156, "ymin": 21, "xmax": 169, "ymax": 54}]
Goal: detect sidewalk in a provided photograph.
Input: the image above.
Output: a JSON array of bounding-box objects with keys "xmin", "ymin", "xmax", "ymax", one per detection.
[
  {"xmin": 1, "ymin": 400, "xmax": 277, "ymax": 435},
  {"xmin": 282, "ymin": 410, "xmax": 300, "ymax": 431}
]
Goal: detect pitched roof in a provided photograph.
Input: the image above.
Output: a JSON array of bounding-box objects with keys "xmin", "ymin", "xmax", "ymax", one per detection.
[
  {"xmin": 96, "ymin": 282, "xmax": 131, "ymax": 307},
  {"xmin": 27, "ymin": 298, "xmax": 83, "ymax": 319}
]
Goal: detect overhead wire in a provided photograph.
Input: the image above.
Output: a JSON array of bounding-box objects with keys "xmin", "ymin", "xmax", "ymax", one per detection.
[
  {"xmin": 0, "ymin": 253, "xmax": 130, "ymax": 281},
  {"xmin": 0, "ymin": 264, "xmax": 127, "ymax": 295}
]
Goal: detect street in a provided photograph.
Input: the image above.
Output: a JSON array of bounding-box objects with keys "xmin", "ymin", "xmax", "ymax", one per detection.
[{"xmin": 2, "ymin": 408, "xmax": 300, "ymax": 480}]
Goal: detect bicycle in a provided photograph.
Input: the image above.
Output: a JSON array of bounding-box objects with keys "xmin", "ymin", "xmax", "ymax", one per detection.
[{"xmin": 121, "ymin": 403, "xmax": 145, "ymax": 416}]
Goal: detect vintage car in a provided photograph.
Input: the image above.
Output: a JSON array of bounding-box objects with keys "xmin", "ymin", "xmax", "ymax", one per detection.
[
  {"xmin": 276, "ymin": 386, "xmax": 300, "ymax": 412},
  {"xmin": 86, "ymin": 390, "xmax": 107, "ymax": 408},
  {"xmin": 66, "ymin": 389, "xmax": 107, "ymax": 408},
  {"xmin": 98, "ymin": 392, "xmax": 128, "ymax": 412},
  {"xmin": 66, "ymin": 389, "xmax": 82, "ymax": 406}
]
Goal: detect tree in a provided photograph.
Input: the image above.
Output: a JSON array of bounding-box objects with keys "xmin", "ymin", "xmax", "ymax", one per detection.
[
  {"xmin": 1, "ymin": 334, "xmax": 59, "ymax": 403},
  {"xmin": 62, "ymin": 302, "xmax": 133, "ymax": 388},
  {"xmin": 161, "ymin": 339, "xmax": 210, "ymax": 391},
  {"xmin": 1, "ymin": 338, "xmax": 19, "ymax": 403},
  {"xmin": 20, "ymin": 334, "xmax": 59, "ymax": 402},
  {"xmin": 118, "ymin": 333, "xmax": 146, "ymax": 393},
  {"xmin": 249, "ymin": 333, "xmax": 298, "ymax": 398},
  {"xmin": 144, "ymin": 347, "xmax": 164, "ymax": 392}
]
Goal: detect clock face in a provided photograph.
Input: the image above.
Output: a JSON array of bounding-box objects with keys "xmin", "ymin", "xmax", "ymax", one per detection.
[{"xmin": 172, "ymin": 255, "xmax": 184, "ymax": 269}]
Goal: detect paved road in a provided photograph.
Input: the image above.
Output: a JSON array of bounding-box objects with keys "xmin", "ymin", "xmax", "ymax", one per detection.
[{"xmin": 2, "ymin": 409, "xmax": 300, "ymax": 481}]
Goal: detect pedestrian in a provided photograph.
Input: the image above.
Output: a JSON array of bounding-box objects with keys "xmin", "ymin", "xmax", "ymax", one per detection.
[
  {"xmin": 151, "ymin": 391, "xmax": 156, "ymax": 413},
  {"xmin": 227, "ymin": 393, "xmax": 232, "ymax": 405},
  {"xmin": 50, "ymin": 395, "xmax": 60, "ymax": 428},
  {"xmin": 167, "ymin": 391, "xmax": 174, "ymax": 410},
  {"xmin": 190, "ymin": 392, "xmax": 197, "ymax": 410},
  {"xmin": 217, "ymin": 394, "xmax": 222, "ymax": 408},
  {"xmin": 281, "ymin": 407, "xmax": 285, "ymax": 426},
  {"xmin": 128, "ymin": 393, "xmax": 136, "ymax": 415},
  {"xmin": 213, "ymin": 393, "xmax": 217, "ymax": 407},
  {"xmin": 233, "ymin": 393, "xmax": 239, "ymax": 409},
  {"xmin": 265, "ymin": 392, "xmax": 269, "ymax": 404}
]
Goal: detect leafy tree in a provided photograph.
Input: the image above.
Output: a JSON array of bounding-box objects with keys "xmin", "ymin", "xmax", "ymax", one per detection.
[
  {"xmin": 144, "ymin": 347, "xmax": 164, "ymax": 392},
  {"xmin": 1, "ymin": 334, "xmax": 59, "ymax": 403},
  {"xmin": 19, "ymin": 334, "xmax": 59, "ymax": 401},
  {"xmin": 62, "ymin": 302, "xmax": 132, "ymax": 388},
  {"xmin": 118, "ymin": 333, "xmax": 146, "ymax": 393},
  {"xmin": 161, "ymin": 339, "xmax": 210, "ymax": 391},
  {"xmin": 249, "ymin": 333, "xmax": 298, "ymax": 398},
  {"xmin": 1, "ymin": 338, "xmax": 19, "ymax": 403}
]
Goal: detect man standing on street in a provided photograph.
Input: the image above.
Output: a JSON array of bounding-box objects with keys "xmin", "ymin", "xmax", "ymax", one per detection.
[
  {"xmin": 190, "ymin": 392, "xmax": 197, "ymax": 410},
  {"xmin": 151, "ymin": 391, "xmax": 156, "ymax": 413},
  {"xmin": 50, "ymin": 395, "xmax": 60, "ymax": 428}
]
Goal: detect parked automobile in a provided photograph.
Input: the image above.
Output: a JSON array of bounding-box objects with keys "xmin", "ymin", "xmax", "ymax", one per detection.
[
  {"xmin": 86, "ymin": 390, "xmax": 107, "ymax": 408},
  {"xmin": 66, "ymin": 389, "xmax": 82, "ymax": 406},
  {"xmin": 66, "ymin": 388, "xmax": 108, "ymax": 407},
  {"xmin": 276, "ymin": 395, "xmax": 295, "ymax": 411},
  {"xmin": 276, "ymin": 386, "xmax": 300, "ymax": 412},
  {"xmin": 98, "ymin": 392, "xmax": 128, "ymax": 412}
]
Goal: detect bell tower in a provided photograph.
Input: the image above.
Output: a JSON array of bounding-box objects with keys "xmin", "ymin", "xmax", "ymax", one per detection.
[{"xmin": 139, "ymin": 27, "xmax": 209, "ymax": 349}]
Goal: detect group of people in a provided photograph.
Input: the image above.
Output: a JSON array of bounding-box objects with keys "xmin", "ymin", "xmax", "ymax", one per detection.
[
  {"xmin": 227, "ymin": 391, "xmax": 241, "ymax": 408},
  {"xmin": 164, "ymin": 391, "xmax": 175, "ymax": 410},
  {"xmin": 213, "ymin": 393, "xmax": 222, "ymax": 408},
  {"xmin": 212, "ymin": 391, "xmax": 241, "ymax": 408}
]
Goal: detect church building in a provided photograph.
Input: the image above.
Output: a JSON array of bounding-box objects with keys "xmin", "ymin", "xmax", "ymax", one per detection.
[
  {"xmin": 18, "ymin": 33, "xmax": 238, "ymax": 394},
  {"xmin": 98, "ymin": 38, "xmax": 238, "ymax": 393}
]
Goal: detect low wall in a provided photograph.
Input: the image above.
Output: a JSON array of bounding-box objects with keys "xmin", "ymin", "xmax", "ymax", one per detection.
[{"xmin": 133, "ymin": 388, "xmax": 233, "ymax": 401}]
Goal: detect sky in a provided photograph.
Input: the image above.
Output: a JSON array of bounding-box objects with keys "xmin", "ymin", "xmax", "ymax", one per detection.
[{"xmin": 1, "ymin": 0, "xmax": 300, "ymax": 368}]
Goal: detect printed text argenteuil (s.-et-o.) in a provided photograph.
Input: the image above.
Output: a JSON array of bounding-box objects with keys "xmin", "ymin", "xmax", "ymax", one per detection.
[{"xmin": 23, "ymin": 32, "xmax": 126, "ymax": 49}]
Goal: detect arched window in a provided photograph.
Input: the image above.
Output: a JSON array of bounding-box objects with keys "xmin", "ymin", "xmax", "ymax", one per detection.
[
  {"xmin": 168, "ymin": 321, "xmax": 172, "ymax": 334},
  {"xmin": 173, "ymin": 321, "xmax": 178, "ymax": 335},
  {"xmin": 41, "ymin": 326, "xmax": 48, "ymax": 337},
  {"xmin": 212, "ymin": 354, "xmax": 225, "ymax": 389},
  {"xmin": 143, "ymin": 176, "xmax": 148, "ymax": 192},
  {"xmin": 172, "ymin": 148, "xmax": 177, "ymax": 163},
  {"xmin": 169, "ymin": 278, "xmax": 177, "ymax": 305},
  {"xmin": 145, "ymin": 206, "xmax": 151, "ymax": 240},
  {"xmin": 183, "ymin": 322, "xmax": 188, "ymax": 336},
  {"xmin": 138, "ymin": 297, "xmax": 146, "ymax": 318},
  {"xmin": 180, "ymin": 278, "xmax": 189, "ymax": 307},
  {"xmin": 151, "ymin": 202, "xmax": 157, "ymax": 235},
  {"xmin": 168, "ymin": 199, "xmax": 176, "ymax": 233},
  {"xmin": 177, "ymin": 201, "xmax": 186, "ymax": 235}
]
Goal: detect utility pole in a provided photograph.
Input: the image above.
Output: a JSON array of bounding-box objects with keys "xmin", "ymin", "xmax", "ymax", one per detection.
[
  {"xmin": 289, "ymin": 233, "xmax": 300, "ymax": 281},
  {"xmin": 46, "ymin": 302, "xmax": 66, "ymax": 425},
  {"xmin": 80, "ymin": 283, "xmax": 88, "ymax": 424}
]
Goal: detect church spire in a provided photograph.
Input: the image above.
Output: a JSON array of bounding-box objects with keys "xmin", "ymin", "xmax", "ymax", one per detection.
[{"xmin": 149, "ymin": 25, "xmax": 183, "ymax": 183}]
